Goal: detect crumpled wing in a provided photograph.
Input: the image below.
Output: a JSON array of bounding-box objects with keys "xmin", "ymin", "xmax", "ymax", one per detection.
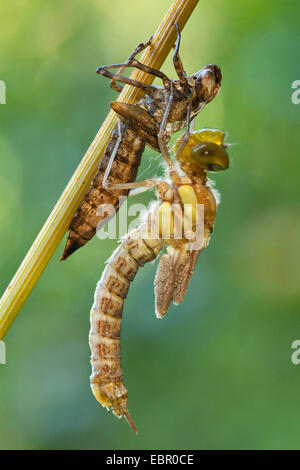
[
  {"xmin": 154, "ymin": 246, "xmax": 201, "ymax": 319},
  {"xmin": 154, "ymin": 253, "xmax": 176, "ymax": 319},
  {"xmin": 172, "ymin": 249, "xmax": 200, "ymax": 306}
]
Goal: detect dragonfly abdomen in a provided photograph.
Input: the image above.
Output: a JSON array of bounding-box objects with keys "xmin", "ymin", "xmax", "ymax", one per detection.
[{"xmin": 89, "ymin": 226, "xmax": 163, "ymax": 433}]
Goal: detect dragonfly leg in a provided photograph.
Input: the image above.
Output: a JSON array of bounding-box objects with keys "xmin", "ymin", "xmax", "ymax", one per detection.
[
  {"xmin": 102, "ymin": 122, "xmax": 159, "ymax": 196},
  {"xmin": 102, "ymin": 119, "xmax": 158, "ymax": 193},
  {"xmin": 157, "ymin": 80, "xmax": 177, "ymax": 173},
  {"xmin": 174, "ymin": 104, "xmax": 193, "ymax": 160},
  {"xmin": 125, "ymin": 59, "xmax": 171, "ymax": 89},
  {"xmin": 98, "ymin": 60, "xmax": 170, "ymax": 94},
  {"xmin": 128, "ymin": 185, "xmax": 157, "ymax": 197},
  {"xmin": 96, "ymin": 66, "xmax": 155, "ymax": 94},
  {"xmin": 102, "ymin": 120, "xmax": 122, "ymax": 189},
  {"xmin": 97, "ymin": 35, "xmax": 160, "ymax": 94},
  {"xmin": 110, "ymin": 80, "xmax": 123, "ymax": 93},
  {"xmin": 104, "ymin": 178, "xmax": 158, "ymax": 192},
  {"xmin": 173, "ymin": 22, "xmax": 190, "ymax": 91},
  {"xmin": 127, "ymin": 36, "xmax": 153, "ymax": 61},
  {"xmin": 110, "ymin": 36, "xmax": 153, "ymax": 92}
]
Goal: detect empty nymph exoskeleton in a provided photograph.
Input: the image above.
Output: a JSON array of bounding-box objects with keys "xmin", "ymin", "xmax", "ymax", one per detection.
[
  {"xmin": 89, "ymin": 120, "xmax": 230, "ymax": 433},
  {"xmin": 61, "ymin": 24, "xmax": 222, "ymax": 260}
]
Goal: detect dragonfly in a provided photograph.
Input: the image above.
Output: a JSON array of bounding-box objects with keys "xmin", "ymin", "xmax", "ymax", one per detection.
[
  {"xmin": 89, "ymin": 123, "xmax": 230, "ymax": 433},
  {"xmin": 61, "ymin": 24, "xmax": 222, "ymax": 260}
]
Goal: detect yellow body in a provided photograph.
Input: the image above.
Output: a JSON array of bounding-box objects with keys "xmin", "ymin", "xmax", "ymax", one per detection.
[
  {"xmin": 174, "ymin": 128, "xmax": 225, "ymax": 157},
  {"xmin": 158, "ymin": 178, "xmax": 217, "ymax": 243}
]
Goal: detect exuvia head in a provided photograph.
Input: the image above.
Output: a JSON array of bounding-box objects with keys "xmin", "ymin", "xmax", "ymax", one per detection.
[
  {"xmin": 193, "ymin": 65, "xmax": 222, "ymax": 105},
  {"xmin": 174, "ymin": 128, "xmax": 229, "ymax": 174}
]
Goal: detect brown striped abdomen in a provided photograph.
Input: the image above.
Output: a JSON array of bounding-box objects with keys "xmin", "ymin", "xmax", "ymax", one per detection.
[
  {"xmin": 61, "ymin": 124, "xmax": 145, "ymax": 260},
  {"xmin": 89, "ymin": 225, "xmax": 163, "ymax": 432}
]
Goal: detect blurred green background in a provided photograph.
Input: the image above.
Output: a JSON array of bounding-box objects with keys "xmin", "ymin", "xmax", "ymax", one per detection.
[{"xmin": 0, "ymin": 0, "xmax": 300, "ymax": 450}]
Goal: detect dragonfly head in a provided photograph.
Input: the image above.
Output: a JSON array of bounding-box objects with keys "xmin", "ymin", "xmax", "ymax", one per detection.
[{"xmin": 174, "ymin": 128, "xmax": 229, "ymax": 174}]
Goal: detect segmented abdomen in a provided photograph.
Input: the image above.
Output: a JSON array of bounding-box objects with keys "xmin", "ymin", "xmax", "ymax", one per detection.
[
  {"xmin": 89, "ymin": 225, "xmax": 163, "ymax": 432},
  {"xmin": 61, "ymin": 124, "xmax": 145, "ymax": 260}
]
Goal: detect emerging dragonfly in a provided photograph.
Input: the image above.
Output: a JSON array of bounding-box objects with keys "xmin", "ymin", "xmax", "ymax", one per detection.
[
  {"xmin": 89, "ymin": 123, "xmax": 230, "ymax": 433},
  {"xmin": 61, "ymin": 24, "xmax": 222, "ymax": 260}
]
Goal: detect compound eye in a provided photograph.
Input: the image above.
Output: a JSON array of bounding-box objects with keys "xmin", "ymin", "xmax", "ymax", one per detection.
[{"xmin": 190, "ymin": 142, "xmax": 229, "ymax": 171}]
